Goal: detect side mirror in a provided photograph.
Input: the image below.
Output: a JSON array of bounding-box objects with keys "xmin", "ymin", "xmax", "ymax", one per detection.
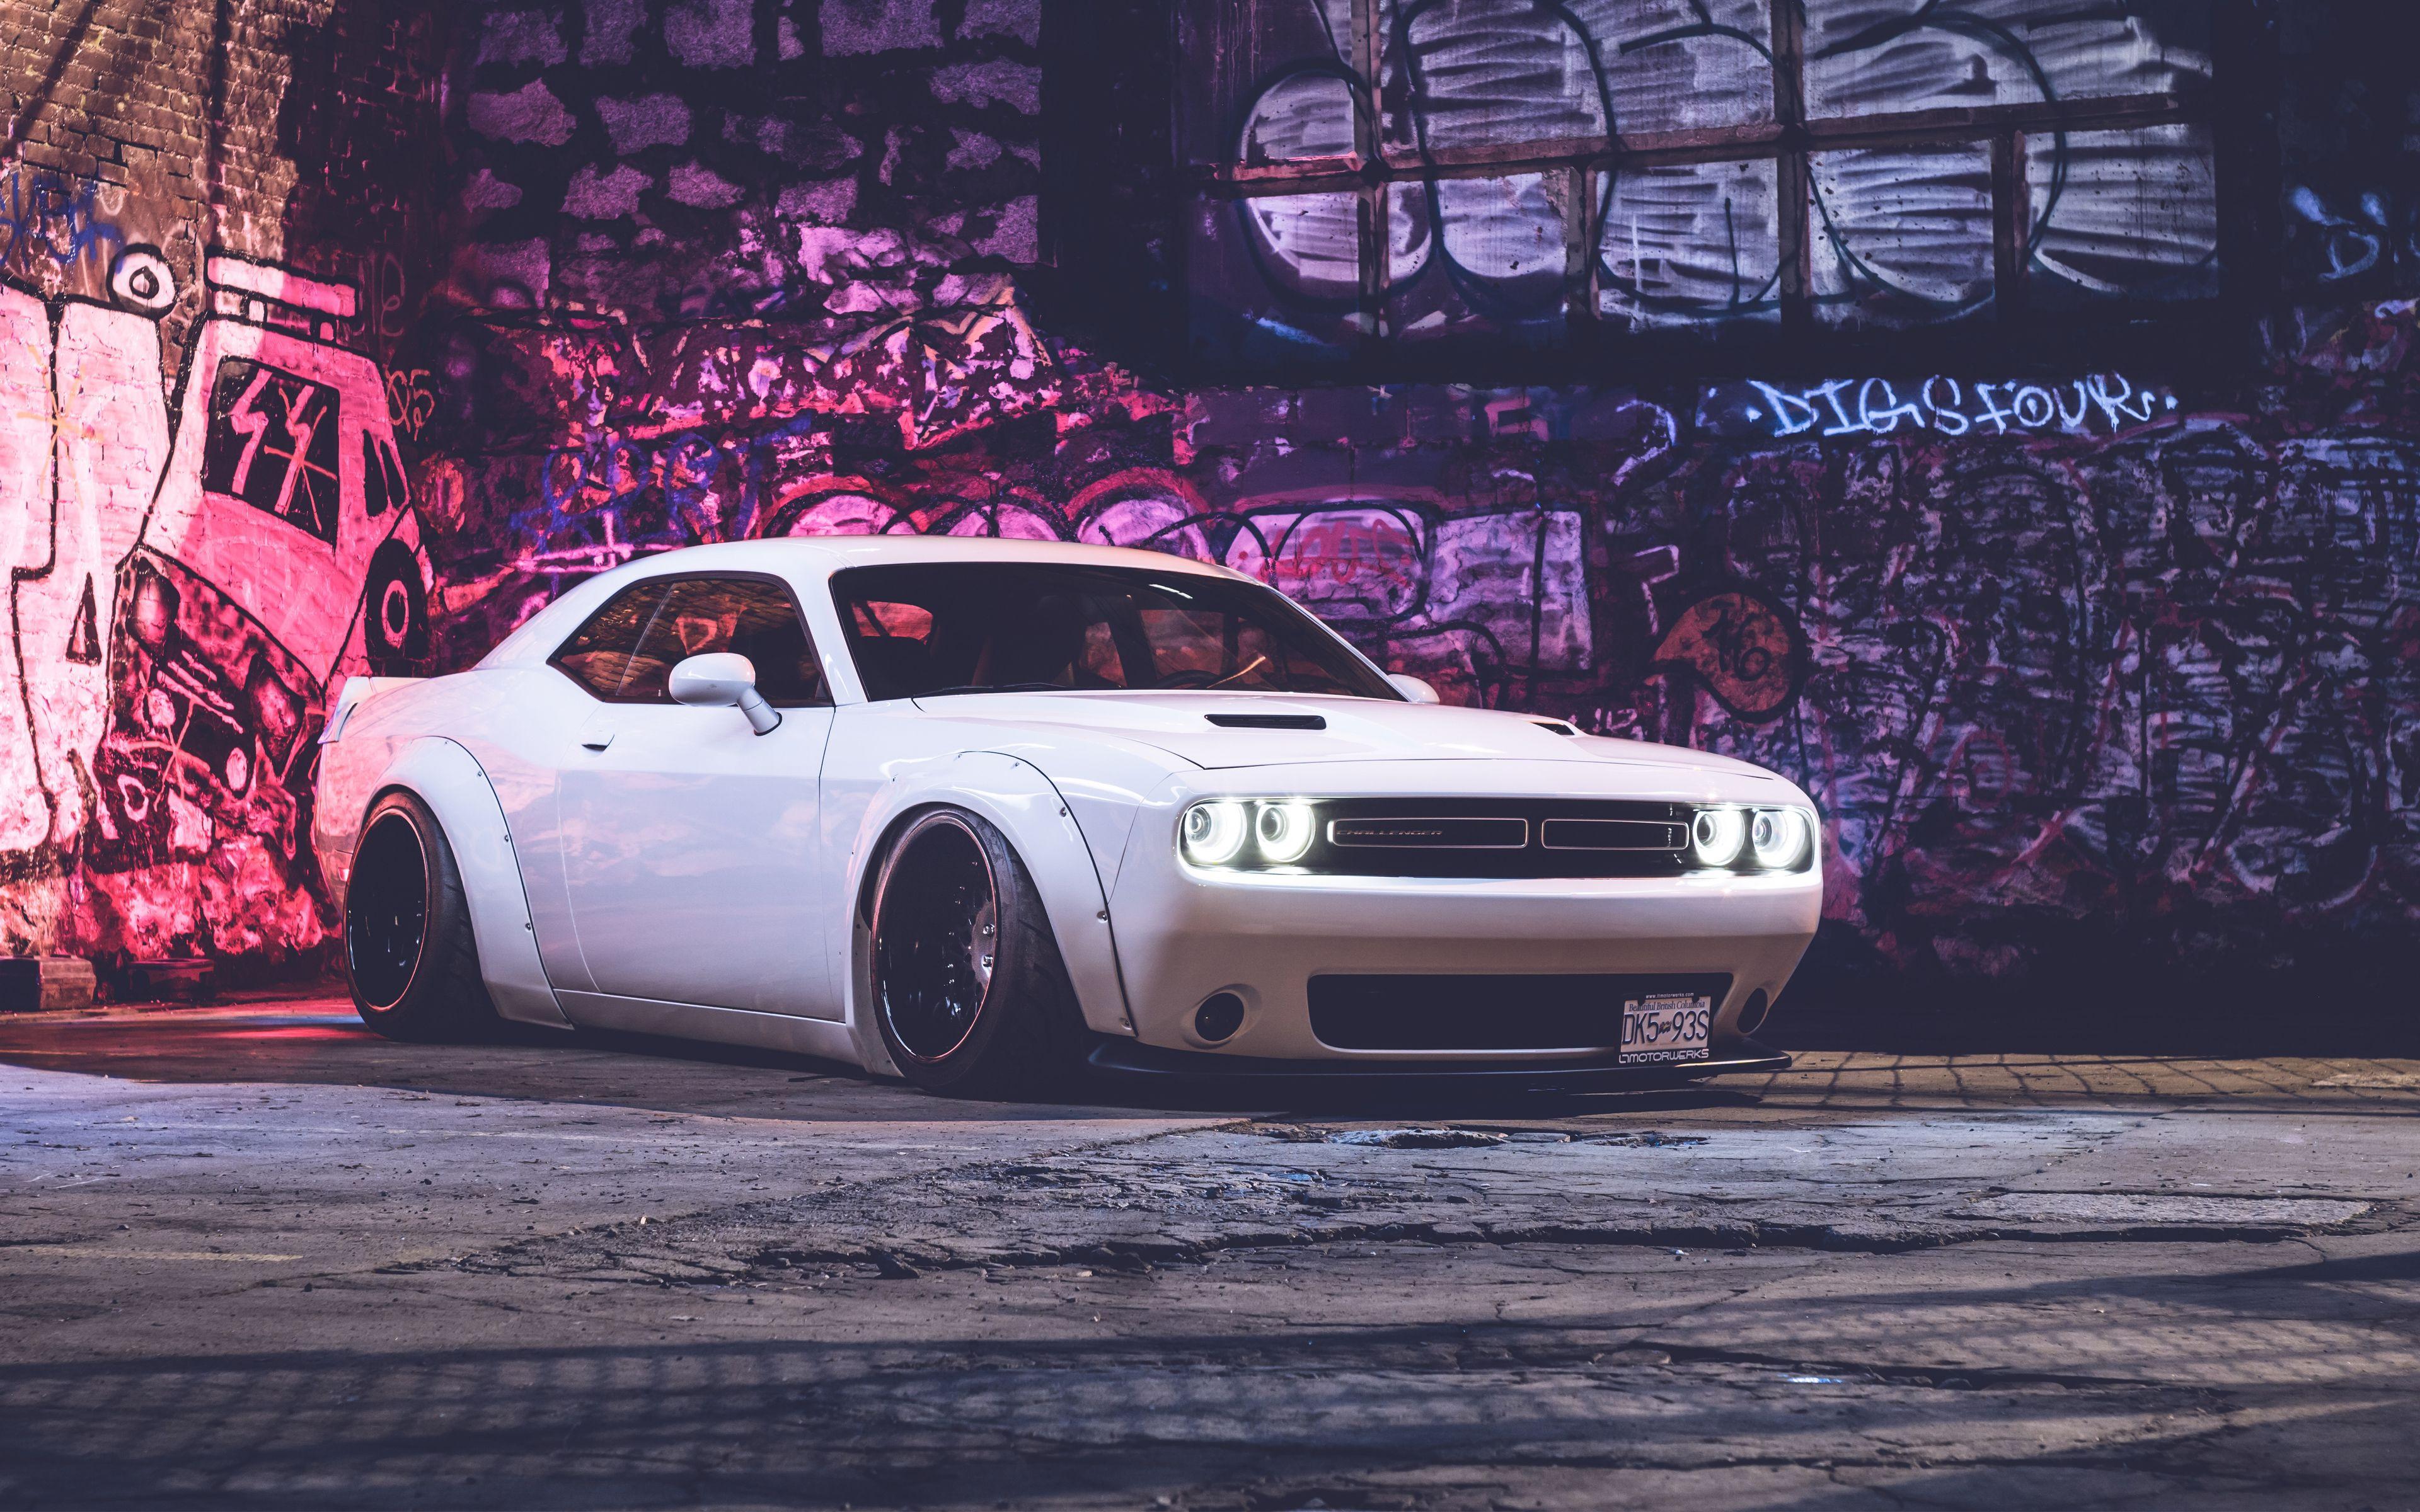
[
  {"xmin": 1386, "ymin": 672, "xmax": 1441, "ymax": 705},
  {"xmin": 669, "ymin": 652, "xmax": 782, "ymax": 735}
]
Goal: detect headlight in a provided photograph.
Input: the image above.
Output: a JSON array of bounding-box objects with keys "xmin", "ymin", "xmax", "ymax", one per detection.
[
  {"xmin": 1181, "ymin": 801, "xmax": 1248, "ymax": 866},
  {"xmin": 1691, "ymin": 807, "xmax": 1746, "ymax": 868},
  {"xmin": 1182, "ymin": 799, "xmax": 1316, "ymax": 869},
  {"xmin": 1751, "ymin": 806, "xmax": 1811, "ymax": 869},
  {"xmin": 1254, "ymin": 801, "xmax": 1314, "ymax": 864},
  {"xmin": 1688, "ymin": 804, "xmax": 1815, "ymax": 873}
]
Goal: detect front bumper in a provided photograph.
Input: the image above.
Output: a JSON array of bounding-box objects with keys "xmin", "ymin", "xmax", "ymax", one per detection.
[
  {"xmin": 1105, "ymin": 861, "xmax": 1821, "ymax": 1066},
  {"xmin": 1085, "ymin": 1035, "xmax": 1792, "ymax": 1085}
]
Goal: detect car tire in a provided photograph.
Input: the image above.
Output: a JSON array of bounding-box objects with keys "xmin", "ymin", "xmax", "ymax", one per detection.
[
  {"xmin": 362, "ymin": 539, "xmax": 430, "ymax": 673},
  {"xmin": 869, "ymin": 808, "xmax": 1087, "ymax": 1097},
  {"xmin": 343, "ymin": 791, "xmax": 498, "ymax": 1041}
]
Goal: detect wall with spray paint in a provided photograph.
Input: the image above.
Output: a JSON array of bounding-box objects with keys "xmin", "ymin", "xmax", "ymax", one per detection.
[
  {"xmin": 3, "ymin": 0, "xmax": 2416, "ymax": 1017},
  {"xmin": 0, "ymin": 0, "xmax": 447, "ymax": 968}
]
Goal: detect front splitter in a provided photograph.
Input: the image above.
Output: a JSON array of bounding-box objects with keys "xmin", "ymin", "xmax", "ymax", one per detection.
[{"xmin": 1083, "ymin": 1036, "xmax": 1792, "ymax": 1087}]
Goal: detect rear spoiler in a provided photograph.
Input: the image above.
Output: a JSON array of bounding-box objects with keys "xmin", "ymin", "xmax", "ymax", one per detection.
[{"xmin": 320, "ymin": 675, "xmax": 423, "ymax": 745}]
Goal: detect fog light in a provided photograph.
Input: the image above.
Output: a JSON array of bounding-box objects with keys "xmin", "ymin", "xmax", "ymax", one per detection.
[
  {"xmin": 1194, "ymin": 992, "xmax": 1245, "ymax": 1043},
  {"xmin": 1691, "ymin": 807, "xmax": 1745, "ymax": 868},
  {"xmin": 1254, "ymin": 801, "xmax": 1314, "ymax": 863},
  {"xmin": 1751, "ymin": 807, "xmax": 1810, "ymax": 869},
  {"xmin": 1182, "ymin": 801, "xmax": 1247, "ymax": 866}
]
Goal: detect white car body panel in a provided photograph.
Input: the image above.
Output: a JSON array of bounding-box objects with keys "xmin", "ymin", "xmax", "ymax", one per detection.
[
  {"xmin": 824, "ymin": 745, "xmax": 1136, "ymax": 1056},
  {"xmin": 1109, "ymin": 760, "xmax": 1818, "ymax": 1059},
  {"xmin": 314, "ymin": 733, "xmax": 571, "ymax": 1030},
  {"xmin": 314, "ymin": 536, "xmax": 1823, "ymax": 1079},
  {"xmin": 904, "ymin": 690, "xmax": 1783, "ymax": 776},
  {"xmin": 556, "ymin": 701, "xmax": 837, "ymax": 1014}
]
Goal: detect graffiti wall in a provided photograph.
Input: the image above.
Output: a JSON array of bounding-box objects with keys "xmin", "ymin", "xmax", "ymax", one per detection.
[
  {"xmin": 4, "ymin": 0, "xmax": 2417, "ymax": 1009},
  {"xmin": 402, "ymin": 293, "xmax": 2419, "ymax": 995},
  {"xmin": 0, "ymin": 0, "xmax": 446, "ymax": 968}
]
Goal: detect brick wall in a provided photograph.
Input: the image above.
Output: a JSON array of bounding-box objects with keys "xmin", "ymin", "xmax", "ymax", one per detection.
[
  {"xmin": 1, "ymin": 0, "xmax": 447, "ymax": 372},
  {"xmin": 0, "ymin": 0, "xmax": 447, "ymax": 968},
  {"xmin": 447, "ymin": 0, "xmax": 1043, "ymax": 319}
]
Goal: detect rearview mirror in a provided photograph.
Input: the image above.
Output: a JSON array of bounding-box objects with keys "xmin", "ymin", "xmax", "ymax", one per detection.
[
  {"xmin": 1385, "ymin": 672, "xmax": 1441, "ymax": 704},
  {"xmin": 669, "ymin": 653, "xmax": 782, "ymax": 735}
]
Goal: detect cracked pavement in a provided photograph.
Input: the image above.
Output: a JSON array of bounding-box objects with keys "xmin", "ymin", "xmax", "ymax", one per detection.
[{"xmin": 2, "ymin": 999, "xmax": 2416, "ymax": 1510}]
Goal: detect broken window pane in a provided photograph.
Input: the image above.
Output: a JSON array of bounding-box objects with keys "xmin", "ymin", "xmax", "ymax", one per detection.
[
  {"xmin": 1564, "ymin": 0, "xmax": 1773, "ymax": 135},
  {"xmin": 1242, "ymin": 71, "xmax": 1361, "ymax": 164},
  {"xmin": 1380, "ymin": 0, "xmax": 1772, "ymax": 161},
  {"xmin": 1805, "ymin": 0, "xmax": 2212, "ymax": 122},
  {"xmin": 1810, "ymin": 144, "xmax": 1996, "ymax": 328},
  {"xmin": 1190, "ymin": 191, "xmax": 1365, "ymax": 366},
  {"xmin": 1385, "ymin": 174, "xmax": 1569, "ymax": 346},
  {"xmin": 2027, "ymin": 123, "xmax": 2218, "ymax": 306},
  {"xmin": 1182, "ymin": 0, "xmax": 1359, "ymax": 165},
  {"xmin": 1380, "ymin": 0, "xmax": 1608, "ymax": 160},
  {"xmin": 1596, "ymin": 159, "xmax": 1782, "ymax": 331}
]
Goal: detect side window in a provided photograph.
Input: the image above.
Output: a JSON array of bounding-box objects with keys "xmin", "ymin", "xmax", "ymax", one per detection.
[
  {"xmin": 362, "ymin": 436, "xmax": 406, "ymax": 519},
  {"xmin": 379, "ymin": 438, "xmax": 410, "ymax": 513},
  {"xmin": 362, "ymin": 436, "xmax": 387, "ymax": 519},
  {"xmin": 631, "ymin": 577, "xmax": 829, "ymax": 706},
  {"xmin": 200, "ymin": 357, "xmax": 342, "ymax": 543},
  {"xmin": 550, "ymin": 581, "xmax": 673, "ymax": 701}
]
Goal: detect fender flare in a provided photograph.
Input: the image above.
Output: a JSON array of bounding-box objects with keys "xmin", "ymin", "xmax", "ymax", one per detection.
[
  {"xmin": 368, "ymin": 737, "xmax": 572, "ymax": 1029},
  {"xmin": 843, "ymin": 750, "xmax": 1134, "ymax": 1075}
]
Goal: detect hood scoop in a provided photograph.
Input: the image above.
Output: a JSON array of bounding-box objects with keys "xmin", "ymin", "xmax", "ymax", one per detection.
[{"xmin": 1204, "ymin": 712, "xmax": 1327, "ymax": 731}]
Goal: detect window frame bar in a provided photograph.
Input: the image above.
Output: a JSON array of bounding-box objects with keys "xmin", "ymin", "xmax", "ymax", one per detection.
[{"xmin": 1187, "ymin": 0, "xmax": 2228, "ymax": 372}]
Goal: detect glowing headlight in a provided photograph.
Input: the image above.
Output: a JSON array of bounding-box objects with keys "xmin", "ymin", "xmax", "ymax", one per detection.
[
  {"xmin": 1181, "ymin": 801, "xmax": 1248, "ymax": 866},
  {"xmin": 1751, "ymin": 807, "xmax": 1811, "ymax": 869},
  {"xmin": 1254, "ymin": 801, "xmax": 1315, "ymax": 864},
  {"xmin": 1691, "ymin": 807, "xmax": 1746, "ymax": 868}
]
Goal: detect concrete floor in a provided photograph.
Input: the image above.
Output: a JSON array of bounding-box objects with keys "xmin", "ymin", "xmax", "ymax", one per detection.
[{"xmin": 2, "ymin": 998, "xmax": 2416, "ymax": 1511}]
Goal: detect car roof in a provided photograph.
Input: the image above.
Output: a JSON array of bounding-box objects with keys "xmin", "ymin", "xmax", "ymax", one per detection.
[
  {"xmin": 753, "ymin": 534, "xmax": 1239, "ymax": 575},
  {"xmin": 595, "ymin": 534, "xmax": 1242, "ymax": 578},
  {"xmin": 477, "ymin": 535, "xmax": 1251, "ymax": 670}
]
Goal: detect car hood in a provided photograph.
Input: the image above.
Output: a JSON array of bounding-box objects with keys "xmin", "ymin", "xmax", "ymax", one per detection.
[{"xmin": 908, "ymin": 690, "xmax": 1778, "ymax": 779}]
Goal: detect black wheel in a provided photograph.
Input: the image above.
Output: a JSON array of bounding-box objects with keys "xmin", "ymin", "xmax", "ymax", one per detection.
[
  {"xmin": 362, "ymin": 540, "xmax": 430, "ymax": 673},
  {"xmin": 344, "ymin": 791, "xmax": 497, "ymax": 1041},
  {"xmin": 870, "ymin": 808, "xmax": 1086, "ymax": 1096}
]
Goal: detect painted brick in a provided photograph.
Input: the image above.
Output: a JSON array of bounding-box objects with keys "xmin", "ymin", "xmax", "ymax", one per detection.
[
  {"xmin": 468, "ymin": 81, "xmax": 577, "ymax": 145},
  {"xmin": 929, "ymin": 59, "xmax": 1040, "ymax": 114},
  {"xmin": 582, "ymin": 0, "xmax": 645, "ymax": 63},
  {"xmin": 821, "ymin": 0, "xmax": 941, "ymax": 55},
  {"xmin": 664, "ymin": 0, "xmax": 756, "ymax": 67},
  {"xmin": 564, "ymin": 163, "xmax": 650, "ymax": 217},
  {"xmin": 597, "ymin": 93, "xmax": 692, "ymax": 154},
  {"xmin": 478, "ymin": 9, "xmax": 568, "ymax": 67}
]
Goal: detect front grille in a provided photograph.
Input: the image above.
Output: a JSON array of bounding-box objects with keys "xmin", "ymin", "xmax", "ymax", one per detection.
[
  {"xmin": 1541, "ymin": 817, "xmax": 1687, "ymax": 850},
  {"xmin": 1310, "ymin": 973, "xmax": 1733, "ymax": 1051},
  {"xmin": 1329, "ymin": 816, "xmax": 1527, "ymax": 849},
  {"xmin": 1292, "ymin": 799, "xmax": 1693, "ymax": 878}
]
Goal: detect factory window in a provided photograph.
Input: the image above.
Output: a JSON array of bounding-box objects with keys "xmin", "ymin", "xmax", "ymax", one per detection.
[{"xmin": 1180, "ymin": 0, "xmax": 2220, "ymax": 372}]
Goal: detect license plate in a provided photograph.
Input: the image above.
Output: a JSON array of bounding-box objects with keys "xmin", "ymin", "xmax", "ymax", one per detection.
[{"xmin": 1619, "ymin": 993, "xmax": 1712, "ymax": 1065}]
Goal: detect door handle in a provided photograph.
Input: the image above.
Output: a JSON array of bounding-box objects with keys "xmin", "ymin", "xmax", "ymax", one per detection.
[{"xmin": 577, "ymin": 716, "xmax": 616, "ymax": 752}]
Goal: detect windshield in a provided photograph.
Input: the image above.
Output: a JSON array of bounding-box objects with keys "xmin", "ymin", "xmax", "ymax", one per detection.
[{"xmin": 831, "ymin": 562, "xmax": 1401, "ymax": 702}]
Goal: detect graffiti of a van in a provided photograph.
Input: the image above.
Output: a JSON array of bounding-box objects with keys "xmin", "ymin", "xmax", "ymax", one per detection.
[{"xmin": 81, "ymin": 253, "xmax": 432, "ymax": 876}]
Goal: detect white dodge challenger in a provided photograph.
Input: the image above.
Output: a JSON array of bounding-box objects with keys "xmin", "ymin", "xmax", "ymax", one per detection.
[{"xmin": 313, "ymin": 537, "xmax": 1821, "ymax": 1094}]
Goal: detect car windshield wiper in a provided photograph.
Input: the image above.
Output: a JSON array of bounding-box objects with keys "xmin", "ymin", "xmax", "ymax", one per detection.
[{"xmin": 913, "ymin": 682, "xmax": 1070, "ymax": 698}]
